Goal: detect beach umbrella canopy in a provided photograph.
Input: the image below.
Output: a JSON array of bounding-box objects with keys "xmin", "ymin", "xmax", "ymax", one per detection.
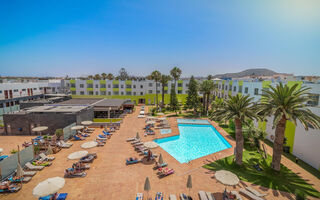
[
  {"xmin": 32, "ymin": 126, "xmax": 48, "ymax": 132},
  {"xmin": 147, "ymin": 116, "xmax": 156, "ymax": 119},
  {"xmin": 67, "ymin": 150, "xmax": 88, "ymax": 160},
  {"xmin": 81, "ymin": 121, "xmax": 93, "ymax": 126},
  {"xmin": 138, "ymin": 115, "xmax": 145, "ymax": 118},
  {"xmin": 136, "ymin": 132, "xmax": 140, "ymax": 140},
  {"xmin": 187, "ymin": 175, "xmax": 192, "ymax": 189},
  {"xmin": 46, "ymin": 145, "xmax": 53, "ymax": 155},
  {"xmin": 81, "ymin": 141, "xmax": 98, "ymax": 149},
  {"xmin": 16, "ymin": 163, "xmax": 24, "ymax": 177},
  {"xmin": 215, "ymin": 170, "xmax": 239, "ymax": 186},
  {"xmin": 146, "ymin": 121, "xmax": 155, "ymax": 125},
  {"xmin": 144, "ymin": 177, "xmax": 151, "ymax": 192},
  {"xmin": 33, "ymin": 177, "xmax": 65, "ymax": 198},
  {"xmin": 156, "ymin": 113, "xmax": 165, "ymax": 116},
  {"xmin": 158, "ymin": 154, "xmax": 164, "ymax": 164},
  {"xmin": 144, "ymin": 141, "xmax": 158, "ymax": 149},
  {"xmin": 71, "ymin": 125, "xmax": 84, "ymax": 130},
  {"xmin": 158, "ymin": 117, "xmax": 166, "ymax": 120}
]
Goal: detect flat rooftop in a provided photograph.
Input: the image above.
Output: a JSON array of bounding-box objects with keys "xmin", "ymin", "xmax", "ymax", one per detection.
[
  {"xmin": 58, "ymin": 98, "xmax": 102, "ymax": 105},
  {"xmin": 25, "ymin": 105, "xmax": 89, "ymax": 113},
  {"xmin": 93, "ymin": 99, "xmax": 127, "ymax": 108}
]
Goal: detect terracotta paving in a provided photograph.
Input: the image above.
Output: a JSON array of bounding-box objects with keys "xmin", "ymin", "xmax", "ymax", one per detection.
[{"xmin": 0, "ymin": 106, "xmax": 319, "ymax": 200}]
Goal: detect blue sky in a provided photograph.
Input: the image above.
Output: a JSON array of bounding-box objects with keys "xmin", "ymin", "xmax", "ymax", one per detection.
[{"xmin": 0, "ymin": 0, "xmax": 319, "ymax": 77}]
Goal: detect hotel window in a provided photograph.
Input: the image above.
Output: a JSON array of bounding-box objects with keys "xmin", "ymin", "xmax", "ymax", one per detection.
[
  {"xmin": 233, "ymin": 86, "xmax": 236, "ymax": 92},
  {"xmin": 245, "ymin": 87, "xmax": 248, "ymax": 94},
  {"xmin": 100, "ymin": 84, "xmax": 106, "ymax": 88},
  {"xmin": 121, "ymin": 85, "xmax": 124, "ymax": 89},
  {"xmin": 33, "ymin": 88, "xmax": 37, "ymax": 90},
  {"xmin": 0, "ymin": 103, "xmax": 3, "ymax": 108},
  {"xmin": 22, "ymin": 89, "xmax": 26, "ymax": 91},
  {"xmin": 108, "ymin": 84, "xmax": 111, "ymax": 88},
  {"xmin": 148, "ymin": 90, "xmax": 153, "ymax": 94},
  {"xmin": 225, "ymin": 85, "xmax": 228, "ymax": 90},
  {"xmin": 222, "ymin": 84, "xmax": 224, "ymax": 90},
  {"xmin": 113, "ymin": 84, "xmax": 119, "ymax": 88},
  {"xmin": 113, "ymin": 91, "xmax": 119, "ymax": 95},
  {"xmin": 14, "ymin": 89, "xmax": 18, "ymax": 92},
  {"xmin": 80, "ymin": 91, "xmax": 85, "ymax": 95},
  {"xmin": 164, "ymin": 90, "xmax": 168, "ymax": 94},
  {"xmin": 254, "ymin": 88, "xmax": 259, "ymax": 95},
  {"xmin": 126, "ymin": 91, "xmax": 132, "ymax": 95},
  {"xmin": 101, "ymin": 91, "xmax": 106, "ymax": 95},
  {"xmin": 39, "ymin": 87, "xmax": 43, "ymax": 90},
  {"xmin": 238, "ymin": 86, "xmax": 242, "ymax": 93},
  {"xmin": 126, "ymin": 85, "xmax": 131, "ymax": 88},
  {"xmin": 186, "ymin": 84, "xmax": 189, "ymax": 87},
  {"xmin": 88, "ymin": 91, "xmax": 93, "ymax": 95},
  {"xmin": 80, "ymin": 84, "xmax": 84, "ymax": 88},
  {"xmin": 71, "ymin": 83, "xmax": 76, "ymax": 88},
  {"xmin": 121, "ymin": 92, "xmax": 124, "ymax": 95},
  {"xmin": 157, "ymin": 83, "xmax": 160, "ymax": 87},
  {"xmin": 140, "ymin": 85, "xmax": 143, "ymax": 89},
  {"xmin": 133, "ymin": 85, "xmax": 136, "ymax": 89},
  {"xmin": 140, "ymin": 92, "xmax": 143, "ymax": 95},
  {"xmin": 229, "ymin": 86, "xmax": 232, "ymax": 91},
  {"xmin": 178, "ymin": 83, "xmax": 183, "ymax": 87},
  {"xmin": 95, "ymin": 84, "xmax": 99, "ymax": 88},
  {"xmin": 0, "ymin": 90, "xmax": 2, "ymax": 94},
  {"xmin": 178, "ymin": 90, "xmax": 182, "ymax": 94},
  {"xmin": 95, "ymin": 91, "xmax": 99, "ymax": 95},
  {"xmin": 108, "ymin": 92, "xmax": 111, "ymax": 95},
  {"xmin": 148, "ymin": 83, "xmax": 152, "ymax": 87},
  {"xmin": 15, "ymin": 101, "xmax": 19, "ymax": 105},
  {"xmin": 87, "ymin": 84, "xmax": 93, "ymax": 88},
  {"xmin": 72, "ymin": 91, "xmax": 76, "ymax": 95}
]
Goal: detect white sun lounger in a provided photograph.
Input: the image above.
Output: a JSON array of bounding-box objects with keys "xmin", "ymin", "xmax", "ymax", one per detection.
[
  {"xmin": 97, "ymin": 136, "xmax": 107, "ymax": 140},
  {"xmin": 25, "ymin": 162, "xmax": 44, "ymax": 170},
  {"xmin": 169, "ymin": 194, "xmax": 177, "ymax": 200},
  {"xmin": 126, "ymin": 137, "xmax": 136, "ymax": 142},
  {"xmin": 39, "ymin": 153, "xmax": 55, "ymax": 161},
  {"xmin": 198, "ymin": 191, "xmax": 209, "ymax": 200},
  {"xmin": 23, "ymin": 170, "xmax": 37, "ymax": 177},
  {"xmin": 246, "ymin": 187, "xmax": 267, "ymax": 197},
  {"xmin": 60, "ymin": 140, "xmax": 73, "ymax": 148},
  {"xmin": 206, "ymin": 192, "xmax": 216, "ymax": 200},
  {"xmin": 239, "ymin": 189, "xmax": 264, "ymax": 200}
]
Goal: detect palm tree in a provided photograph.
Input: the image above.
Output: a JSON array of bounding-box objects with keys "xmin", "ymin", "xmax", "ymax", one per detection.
[
  {"xmin": 106, "ymin": 73, "xmax": 114, "ymax": 80},
  {"xmin": 258, "ymin": 83, "xmax": 320, "ymax": 171},
  {"xmin": 170, "ymin": 66, "xmax": 182, "ymax": 88},
  {"xmin": 101, "ymin": 73, "xmax": 107, "ymax": 80},
  {"xmin": 210, "ymin": 94, "xmax": 257, "ymax": 165},
  {"xmin": 94, "ymin": 74, "xmax": 101, "ymax": 80},
  {"xmin": 149, "ymin": 70, "xmax": 162, "ymax": 110},
  {"xmin": 88, "ymin": 75, "xmax": 93, "ymax": 80},
  {"xmin": 199, "ymin": 80, "xmax": 215, "ymax": 115},
  {"xmin": 160, "ymin": 75, "xmax": 172, "ymax": 108}
]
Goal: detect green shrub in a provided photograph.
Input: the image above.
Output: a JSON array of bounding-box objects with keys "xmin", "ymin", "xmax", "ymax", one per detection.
[
  {"xmin": 228, "ymin": 119, "xmax": 235, "ymax": 132},
  {"xmin": 55, "ymin": 129, "xmax": 63, "ymax": 139},
  {"xmin": 10, "ymin": 149, "xmax": 18, "ymax": 154}
]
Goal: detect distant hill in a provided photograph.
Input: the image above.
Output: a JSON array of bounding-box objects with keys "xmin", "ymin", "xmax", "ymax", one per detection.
[{"xmin": 213, "ymin": 68, "xmax": 290, "ymax": 79}]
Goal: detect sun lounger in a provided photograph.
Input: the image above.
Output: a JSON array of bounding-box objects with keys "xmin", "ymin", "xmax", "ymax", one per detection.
[
  {"xmin": 155, "ymin": 192, "xmax": 163, "ymax": 200},
  {"xmin": 0, "ymin": 185, "xmax": 21, "ymax": 193},
  {"xmin": 23, "ymin": 170, "xmax": 37, "ymax": 177},
  {"xmin": 0, "ymin": 155, "xmax": 9, "ymax": 162},
  {"xmin": 180, "ymin": 193, "xmax": 191, "ymax": 200},
  {"xmin": 126, "ymin": 158, "xmax": 142, "ymax": 165},
  {"xmin": 126, "ymin": 137, "xmax": 137, "ymax": 142},
  {"xmin": 206, "ymin": 192, "xmax": 216, "ymax": 200},
  {"xmin": 245, "ymin": 187, "xmax": 267, "ymax": 197},
  {"xmin": 32, "ymin": 161, "xmax": 52, "ymax": 167},
  {"xmin": 25, "ymin": 162, "xmax": 44, "ymax": 170},
  {"xmin": 158, "ymin": 168, "xmax": 174, "ymax": 177},
  {"xmin": 8, "ymin": 176, "xmax": 32, "ymax": 183},
  {"xmin": 132, "ymin": 142, "xmax": 143, "ymax": 146},
  {"xmin": 169, "ymin": 194, "xmax": 177, "ymax": 200},
  {"xmin": 97, "ymin": 136, "xmax": 107, "ymax": 140},
  {"xmin": 73, "ymin": 135, "xmax": 84, "ymax": 141},
  {"xmin": 136, "ymin": 193, "xmax": 143, "ymax": 200},
  {"xmin": 230, "ymin": 191, "xmax": 242, "ymax": 200},
  {"xmin": 59, "ymin": 140, "xmax": 73, "ymax": 148},
  {"xmin": 131, "ymin": 139, "xmax": 141, "ymax": 144},
  {"xmin": 64, "ymin": 171, "xmax": 87, "ymax": 178},
  {"xmin": 198, "ymin": 191, "xmax": 209, "ymax": 200},
  {"xmin": 103, "ymin": 130, "xmax": 112, "ymax": 135},
  {"xmin": 39, "ymin": 153, "xmax": 55, "ymax": 161},
  {"xmin": 80, "ymin": 154, "xmax": 95, "ymax": 163},
  {"xmin": 239, "ymin": 189, "xmax": 264, "ymax": 200}
]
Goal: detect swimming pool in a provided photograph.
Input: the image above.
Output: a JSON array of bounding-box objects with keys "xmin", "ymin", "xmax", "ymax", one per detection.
[
  {"xmin": 154, "ymin": 124, "xmax": 231, "ymax": 163},
  {"xmin": 177, "ymin": 118, "xmax": 211, "ymax": 125}
]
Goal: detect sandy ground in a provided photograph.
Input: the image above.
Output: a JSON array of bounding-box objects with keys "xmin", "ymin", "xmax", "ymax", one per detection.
[{"xmin": 0, "ymin": 106, "xmax": 319, "ymax": 200}]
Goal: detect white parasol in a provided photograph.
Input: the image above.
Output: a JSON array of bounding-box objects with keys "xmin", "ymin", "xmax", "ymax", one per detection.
[
  {"xmin": 143, "ymin": 141, "xmax": 158, "ymax": 149},
  {"xmin": 32, "ymin": 126, "xmax": 48, "ymax": 132},
  {"xmin": 214, "ymin": 170, "xmax": 239, "ymax": 186},
  {"xmin": 81, "ymin": 141, "xmax": 98, "ymax": 149},
  {"xmin": 67, "ymin": 150, "xmax": 88, "ymax": 160},
  {"xmin": 71, "ymin": 125, "xmax": 84, "ymax": 130},
  {"xmin": 81, "ymin": 121, "xmax": 93, "ymax": 126},
  {"xmin": 33, "ymin": 177, "xmax": 65, "ymax": 198}
]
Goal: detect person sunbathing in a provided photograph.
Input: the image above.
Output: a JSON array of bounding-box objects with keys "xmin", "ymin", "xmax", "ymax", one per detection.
[
  {"xmin": 128, "ymin": 157, "xmax": 137, "ymax": 161},
  {"xmin": 0, "ymin": 181, "xmax": 13, "ymax": 190}
]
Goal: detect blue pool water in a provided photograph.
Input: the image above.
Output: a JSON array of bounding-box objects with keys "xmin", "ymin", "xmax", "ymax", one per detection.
[
  {"xmin": 154, "ymin": 124, "xmax": 231, "ymax": 163},
  {"xmin": 177, "ymin": 118, "xmax": 211, "ymax": 125}
]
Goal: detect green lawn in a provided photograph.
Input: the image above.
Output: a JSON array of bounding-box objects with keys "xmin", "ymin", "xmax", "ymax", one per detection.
[{"xmin": 203, "ymin": 150, "xmax": 320, "ymax": 198}]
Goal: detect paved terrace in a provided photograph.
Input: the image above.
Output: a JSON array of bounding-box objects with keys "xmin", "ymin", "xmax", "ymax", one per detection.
[{"xmin": 0, "ymin": 106, "xmax": 319, "ymax": 199}]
